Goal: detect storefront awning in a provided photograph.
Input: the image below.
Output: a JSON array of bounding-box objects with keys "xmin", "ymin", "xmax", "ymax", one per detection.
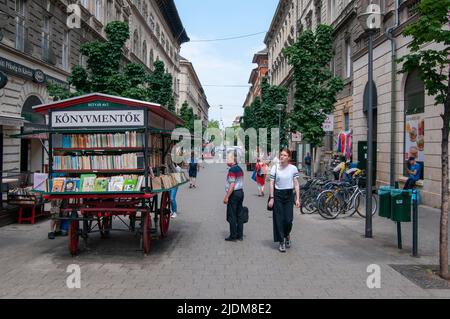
[
  {"xmin": 9, "ymin": 130, "xmax": 49, "ymax": 140},
  {"xmin": 0, "ymin": 115, "xmax": 24, "ymax": 127}
]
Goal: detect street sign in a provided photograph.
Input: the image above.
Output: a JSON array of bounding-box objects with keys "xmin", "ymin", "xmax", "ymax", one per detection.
[{"xmin": 322, "ymin": 114, "xmax": 334, "ymax": 132}]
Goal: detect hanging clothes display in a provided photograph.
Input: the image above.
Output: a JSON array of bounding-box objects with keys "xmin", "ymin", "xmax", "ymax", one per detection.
[{"xmin": 336, "ymin": 130, "xmax": 353, "ymax": 161}]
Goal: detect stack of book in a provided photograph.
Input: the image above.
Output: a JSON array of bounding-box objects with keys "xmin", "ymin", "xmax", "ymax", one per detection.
[
  {"xmin": 50, "ymin": 175, "xmax": 146, "ymax": 193},
  {"xmin": 53, "ymin": 132, "xmax": 144, "ymax": 148},
  {"xmin": 53, "ymin": 153, "xmax": 144, "ymax": 170}
]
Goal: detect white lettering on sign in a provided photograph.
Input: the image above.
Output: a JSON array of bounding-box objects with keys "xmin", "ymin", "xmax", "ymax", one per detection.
[{"xmin": 51, "ymin": 110, "xmax": 145, "ymax": 128}]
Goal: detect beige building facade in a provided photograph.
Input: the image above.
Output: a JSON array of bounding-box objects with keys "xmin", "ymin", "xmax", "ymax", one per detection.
[
  {"xmin": 179, "ymin": 57, "xmax": 209, "ymax": 127},
  {"xmin": 0, "ymin": 0, "xmax": 188, "ymax": 192},
  {"xmin": 352, "ymin": 0, "xmax": 443, "ymax": 207}
]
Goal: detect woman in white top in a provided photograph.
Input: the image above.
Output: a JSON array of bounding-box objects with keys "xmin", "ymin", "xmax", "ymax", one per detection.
[{"xmin": 268, "ymin": 149, "xmax": 300, "ymax": 253}]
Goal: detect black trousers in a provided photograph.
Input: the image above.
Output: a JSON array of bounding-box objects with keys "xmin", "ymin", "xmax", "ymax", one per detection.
[
  {"xmin": 226, "ymin": 189, "xmax": 244, "ymax": 239},
  {"xmin": 273, "ymin": 189, "xmax": 294, "ymax": 243},
  {"xmin": 404, "ymin": 178, "xmax": 416, "ymax": 190}
]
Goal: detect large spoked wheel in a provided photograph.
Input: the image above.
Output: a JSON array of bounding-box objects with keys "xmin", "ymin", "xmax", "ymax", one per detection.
[
  {"xmin": 69, "ymin": 212, "xmax": 80, "ymax": 256},
  {"xmin": 142, "ymin": 211, "xmax": 152, "ymax": 255},
  {"xmin": 317, "ymin": 191, "xmax": 342, "ymax": 220},
  {"xmin": 300, "ymin": 196, "xmax": 316, "ymax": 214},
  {"xmin": 355, "ymin": 191, "xmax": 378, "ymax": 218},
  {"xmin": 159, "ymin": 191, "xmax": 171, "ymax": 237}
]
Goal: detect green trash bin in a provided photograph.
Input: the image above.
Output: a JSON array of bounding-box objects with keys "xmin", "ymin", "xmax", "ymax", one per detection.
[
  {"xmin": 390, "ymin": 189, "xmax": 412, "ymax": 222},
  {"xmin": 378, "ymin": 186, "xmax": 392, "ymax": 218}
]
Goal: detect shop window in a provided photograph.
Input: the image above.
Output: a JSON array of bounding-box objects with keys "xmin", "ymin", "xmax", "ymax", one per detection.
[{"xmin": 404, "ymin": 69, "xmax": 425, "ymax": 180}]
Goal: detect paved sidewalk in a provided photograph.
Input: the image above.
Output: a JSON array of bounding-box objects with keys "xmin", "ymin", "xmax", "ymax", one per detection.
[{"xmin": 0, "ymin": 164, "xmax": 449, "ymax": 298}]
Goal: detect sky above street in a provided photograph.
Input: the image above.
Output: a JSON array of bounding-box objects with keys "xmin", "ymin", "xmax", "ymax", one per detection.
[{"xmin": 176, "ymin": 0, "xmax": 279, "ymax": 128}]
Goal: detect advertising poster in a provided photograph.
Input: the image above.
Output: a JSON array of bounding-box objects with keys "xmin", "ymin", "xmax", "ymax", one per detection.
[{"xmin": 405, "ymin": 114, "xmax": 425, "ymax": 162}]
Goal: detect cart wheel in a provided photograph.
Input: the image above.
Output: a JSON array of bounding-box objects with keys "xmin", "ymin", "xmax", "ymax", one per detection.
[
  {"xmin": 159, "ymin": 191, "xmax": 171, "ymax": 237},
  {"xmin": 69, "ymin": 219, "xmax": 79, "ymax": 256},
  {"xmin": 142, "ymin": 212, "xmax": 152, "ymax": 254}
]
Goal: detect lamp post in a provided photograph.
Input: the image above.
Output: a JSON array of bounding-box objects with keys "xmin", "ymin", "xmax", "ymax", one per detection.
[
  {"xmin": 277, "ymin": 104, "xmax": 284, "ymax": 148},
  {"xmin": 358, "ymin": 2, "xmax": 383, "ymax": 239}
]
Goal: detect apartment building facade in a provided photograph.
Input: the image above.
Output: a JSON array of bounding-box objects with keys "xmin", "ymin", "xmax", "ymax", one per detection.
[
  {"xmin": 179, "ymin": 56, "xmax": 209, "ymax": 127},
  {"xmin": 0, "ymin": 0, "xmax": 188, "ymax": 179},
  {"xmin": 243, "ymin": 49, "xmax": 268, "ymax": 108}
]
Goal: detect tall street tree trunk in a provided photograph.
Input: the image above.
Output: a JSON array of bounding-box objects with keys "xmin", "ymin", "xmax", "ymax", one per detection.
[{"xmin": 440, "ymin": 91, "xmax": 450, "ymax": 280}]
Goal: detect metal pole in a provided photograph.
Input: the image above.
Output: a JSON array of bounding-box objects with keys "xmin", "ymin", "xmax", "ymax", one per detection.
[
  {"xmin": 365, "ymin": 31, "xmax": 374, "ymax": 238},
  {"xmin": 412, "ymin": 190, "xmax": 419, "ymax": 257}
]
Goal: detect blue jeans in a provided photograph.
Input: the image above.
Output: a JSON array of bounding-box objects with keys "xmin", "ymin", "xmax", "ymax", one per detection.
[
  {"xmin": 170, "ymin": 187, "xmax": 178, "ymax": 213},
  {"xmin": 305, "ymin": 165, "xmax": 311, "ymax": 177}
]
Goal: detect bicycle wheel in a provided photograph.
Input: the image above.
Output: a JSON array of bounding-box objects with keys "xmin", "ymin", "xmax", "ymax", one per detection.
[
  {"xmin": 317, "ymin": 190, "xmax": 341, "ymax": 219},
  {"xmin": 354, "ymin": 191, "xmax": 378, "ymax": 218}
]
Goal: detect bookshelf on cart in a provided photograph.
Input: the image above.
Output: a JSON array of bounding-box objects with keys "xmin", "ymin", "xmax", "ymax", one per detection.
[{"xmin": 31, "ymin": 93, "xmax": 186, "ymax": 255}]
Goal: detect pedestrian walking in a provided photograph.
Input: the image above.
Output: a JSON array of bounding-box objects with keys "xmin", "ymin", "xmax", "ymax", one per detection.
[
  {"xmin": 224, "ymin": 150, "xmax": 245, "ymax": 242},
  {"xmin": 255, "ymin": 159, "xmax": 268, "ymax": 197},
  {"xmin": 188, "ymin": 153, "xmax": 199, "ymax": 188},
  {"xmin": 267, "ymin": 149, "xmax": 301, "ymax": 253},
  {"xmin": 169, "ymin": 163, "xmax": 182, "ymax": 218},
  {"xmin": 304, "ymin": 152, "xmax": 312, "ymax": 177}
]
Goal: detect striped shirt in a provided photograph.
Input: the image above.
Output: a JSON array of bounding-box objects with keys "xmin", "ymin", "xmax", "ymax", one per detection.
[
  {"xmin": 270, "ymin": 164, "xmax": 299, "ymax": 190},
  {"xmin": 226, "ymin": 164, "xmax": 244, "ymax": 192}
]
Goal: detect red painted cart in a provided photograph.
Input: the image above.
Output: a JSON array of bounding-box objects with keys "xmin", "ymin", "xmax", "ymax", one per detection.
[
  {"xmin": 33, "ymin": 93, "xmax": 185, "ymax": 256},
  {"xmin": 43, "ymin": 189, "xmax": 176, "ymax": 256}
]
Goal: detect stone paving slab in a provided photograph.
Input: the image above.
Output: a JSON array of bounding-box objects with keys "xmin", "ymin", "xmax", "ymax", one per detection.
[{"xmin": 0, "ymin": 164, "xmax": 449, "ymax": 298}]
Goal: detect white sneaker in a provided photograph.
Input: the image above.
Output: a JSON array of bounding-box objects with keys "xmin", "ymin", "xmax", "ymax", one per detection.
[{"xmin": 171, "ymin": 212, "xmax": 177, "ymax": 218}]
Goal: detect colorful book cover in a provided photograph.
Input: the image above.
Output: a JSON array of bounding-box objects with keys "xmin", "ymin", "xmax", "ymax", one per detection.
[
  {"xmin": 63, "ymin": 178, "xmax": 79, "ymax": 192},
  {"xmin": 33, "ymin": 173, "xmax": 48, "ymax": 192},
  {"xmin": 81, "ymin": 174, "xmax": 96, "ymax": 192},
  {"xmin": 51, "ymin": 178, "xmax": 66, "ymax": 193},
  {"xmin": 94, "ymin": 178, "xmax": 109, "ymax": 192},
  {"xmin": 109, "ymin": 176, "xmax": 124, "ymax": 192},
  {"xmin": 123, "ymin": 178, "xmax": 137, "ymax": 191}
]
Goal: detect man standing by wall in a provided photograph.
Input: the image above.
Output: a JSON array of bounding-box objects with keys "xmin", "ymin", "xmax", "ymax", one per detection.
[{"xmin": 304, "ymin": 152, "xmax": 312, "ymax": 177}]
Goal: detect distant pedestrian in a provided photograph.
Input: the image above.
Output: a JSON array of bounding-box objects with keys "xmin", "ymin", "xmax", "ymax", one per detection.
[
  {"xmin": 304, "ymin": 152, "xmax": 312, "ymax": 177},
  {"xmin": 188, "ymin": 153, "xmax": 199, "ymax": 188},
  {"xmin": 169, "ymin": 163, "xmax": 182, "ymax": 218},
  {"xmin": 224, "ymin": 150, "xmax": 245, "ymax": 242},
  {"xmin": 255, "ymin": 159, "xmax": 268, "ymax": 197},
  {"xmin": 268, "ymin": 149, "xmax": 300, "ymax": 253}
]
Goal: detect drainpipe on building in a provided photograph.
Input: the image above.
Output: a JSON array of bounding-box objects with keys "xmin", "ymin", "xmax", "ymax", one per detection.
[{"xmin": 385, "ymin": 0, "xmax": 400, "ymax": 187}]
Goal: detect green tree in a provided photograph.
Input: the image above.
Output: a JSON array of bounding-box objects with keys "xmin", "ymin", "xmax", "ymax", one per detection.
[
  {"xmin": 208, "ymin": 119, "xmax": 220, "ymax": 129},
  {"xmin": 48, "ymin": 21, "xmax": 148, "ymax": 100},
  {"xmin": 147, "ymin": 60, "xmax": 176, "ymax": 112},
  {"xmin": 179, "ymin": 101, "xmax": 196, "ymax": 133},
  {"xmin": 398, "ymin": 0, "xmax": 450, "ymax": 280},
  {"xmin": 260, "ymin": 77, "xmax": 288, "ymax": 148},
  {"xmin": 284, "ymin": 24, "xmax": 343, "ymax": 175},
  {"xmin": 47, "ymin": 21, "xmax": 177, "ymax": 112}
]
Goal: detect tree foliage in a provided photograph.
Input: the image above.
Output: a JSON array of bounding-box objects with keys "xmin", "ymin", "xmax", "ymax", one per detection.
[
  {"xmin": 284, "ymin": 24, "xmax": 344, "ymax": 148},
  {"xmin": 147, "ymin": 60, "xmax": 176, "ymax": 112},
  {"xmin": 398, "ymin": 0, "xmax": 450, "ymax": 280},
  {"xmin": 241, "ymin": 78, "xmax": 288, "ymax": 148},
  {"xmin": 47, "ymin": 21, "xmax": 176, "ymax": 112},
  {"xmin": 208, "ymin": 119, "xmax": 220, "ymax": 129},
  {"xmin": 178, "ymin": 101, "xmax": 198, "ymax": 133}
]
